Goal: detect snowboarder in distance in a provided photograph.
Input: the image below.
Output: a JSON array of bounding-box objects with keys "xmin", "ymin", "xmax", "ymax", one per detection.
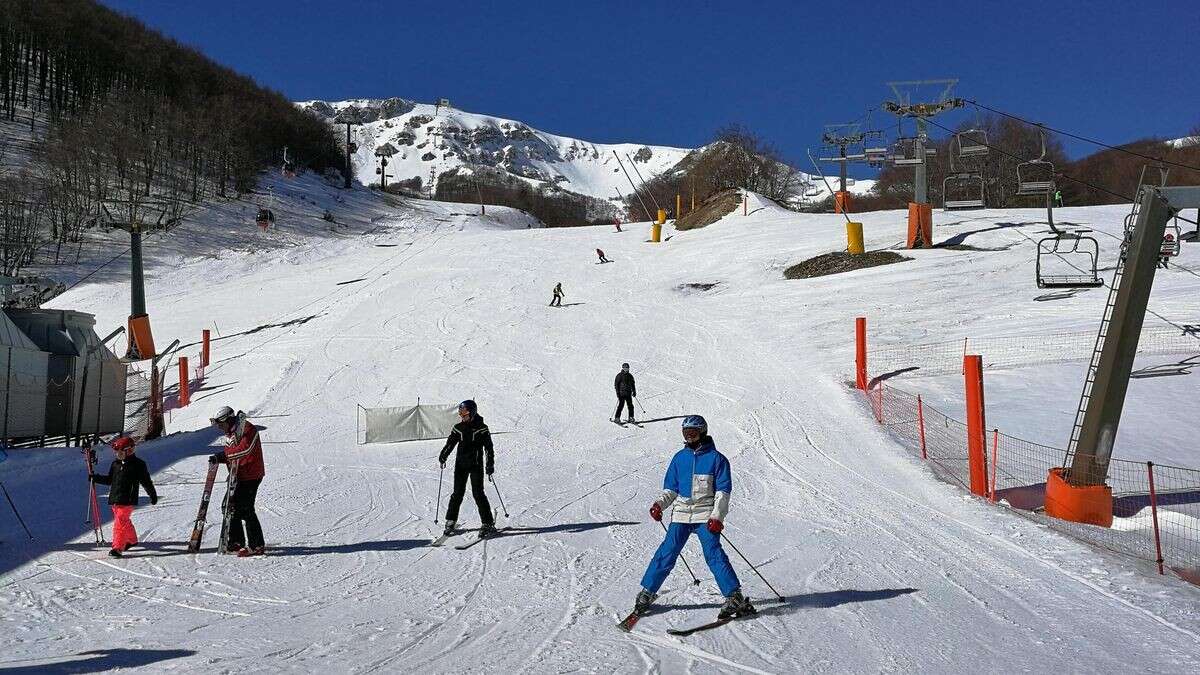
[
  {"xmin": 614, "ymin": 219, "xmax": 623, "ymax": 233},
  {"xmin": 438, "ymin": 400, "xmax": 496, "ymax": 538},
  {"xmin": 550, "ymin": 282, "xmax": 564, "ymax": 307},
  {"xmin": 209, "ymin": 406, "xmax": 267, "ymax": 557},
  {"xmin": 613, "ymin": 363, "xmax": 636, "ymax": 423},
  {"xmin": 1054, "ymin": 189, "xmax": 1064, "ymax": 208},
  {"xmin": 596, "ymin": 248, "xmax": 611, "ymax": 264},
  {"xmin": 633, "ymin": 415, "xmax": 755, "ymax": 620},
  {"xmin": 90, "ymin": 436, "xmax": 157, "ymax": 558}
]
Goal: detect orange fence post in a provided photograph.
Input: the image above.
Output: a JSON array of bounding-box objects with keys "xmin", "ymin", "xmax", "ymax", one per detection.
[
  {"xmin": 1147, "ymin": 462, "xmax": 1165, "ymax": 575},
  {"xmin": 202, "ymin": 329, "xmax": 211, "ymax": 367},
  {"xmin": 855, "ymin": 317, "xmax": 867, "ymax": 390},
  {"xmin": 917, "ymin": 395, "xmax": 927, "ymax": 460},
  {"xmin": 989, "ymin": 429, "xmax": 999, "ymax": 503},
  {"xmin": 963, "ymin": 354, "xmax": 988, "ymax": 497},
  {"xmin": 178, "ymin": 356, "xmax": 190, "ymax": 408},
  {"xmin": 877, "ymin": 383, "xmax": 884, "ymax": 424}
]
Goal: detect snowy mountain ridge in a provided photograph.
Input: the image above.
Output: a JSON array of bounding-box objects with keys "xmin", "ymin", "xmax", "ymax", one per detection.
[{"xmin": 297, "ymin": 97, "xmax": 693, "ymax": 201}]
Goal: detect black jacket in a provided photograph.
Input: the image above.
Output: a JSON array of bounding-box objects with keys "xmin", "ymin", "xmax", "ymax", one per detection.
[
  {"xmin": 615, "ymin": 370, "xmax": 636, "ymax": 397},
  {"xmin": 92, "ymin": 455, "xmax": 157, "ymax": 506},
  {"xmin": 439, "ymin": 415, "xmax": 495, "ymax": 472}
]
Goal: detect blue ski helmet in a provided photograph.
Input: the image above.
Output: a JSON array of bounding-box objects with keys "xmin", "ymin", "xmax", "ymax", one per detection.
[
  {"xmin": 681, "ymin": 415, "xmax": 707, "ymax": 436},
  {"xmin": 458, "ymin": 399, "xmax": 477, "ymax": 415}
]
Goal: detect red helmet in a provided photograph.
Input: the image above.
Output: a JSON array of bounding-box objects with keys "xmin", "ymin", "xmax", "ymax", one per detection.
[{"xmin": 111, "ymin": 436, "xmax": 135, "ymax": 452}]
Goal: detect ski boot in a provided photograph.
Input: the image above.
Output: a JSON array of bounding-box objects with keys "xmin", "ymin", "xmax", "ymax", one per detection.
[
  {"xmin": 626, "ymin": 416, "xmax": 636, "ymax": 424},
  {"xmin": 478, "ymin": 523, "xmax": 497, "ymax": 539},
  {"xmin": 108, "ymin": 548, "xmax": 122, "ymax": 558},
  {"xmin": 718, "ymin": 589, "xmax": 756, "ymax": 620},
  {"xmin": 237, "ymin": 546, "xmax": 266, "ymax": 558},
  {"xmin": 633, "ymin": 589, "xmax": 657, "ymax": 615},
  {"xmin": 442, "ymin": 520, "xmax": 457, "ymax": 537}
]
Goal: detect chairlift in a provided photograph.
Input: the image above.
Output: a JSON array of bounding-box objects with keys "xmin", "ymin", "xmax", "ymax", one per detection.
[
  {"xmin": 865, "ymin": 146, "xmax": 888, "ymax": 167},
  {"xmin": 803, "ymin": 184, "xmax": 823, "ymax": 198},
  {"xmin": 1036, "ymin": 230, "xmax": 1104, "ymax": 288},
  {"xmin": 956, "ymin": 129, "xmax": 989, "ymax": 158},
  {"xmin": 943, "ymin": 173, "xmax": 985, "ymax": 210},
  {"xmin": 892, "ymin": 137, "xmax": 924, "ymax": 166},
  {"xmin": 1016, "ymin": 128, "xmax": 1056, "ymax": 196},
  {"xmin": 1161, "ymin": 221, "xmax": 1182, "ymax": 259},
  {"xmin": 255, "ymin": 208, "xmax": 275, "ymax": 230},
  {"xmin": 281, "ymin": 147, "xmax": 296, "ymax": 179}
]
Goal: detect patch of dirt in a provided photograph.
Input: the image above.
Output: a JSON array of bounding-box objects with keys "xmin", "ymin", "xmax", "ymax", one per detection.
[
  {"xmin": 674, "ymin": 189, "xmax": 743, "ymax": 231},
  {"xmin": 784, "ymin": 251, "xmax": 911, "ymax": 279},
  {"xmin": 675, "ymin": 282, "xmax": 721, "ymax": 293}
]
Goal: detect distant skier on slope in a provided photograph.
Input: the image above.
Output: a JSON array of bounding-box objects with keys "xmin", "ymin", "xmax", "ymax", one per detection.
[
  {"xmin": 632, "ymin": 415, "xmax": 755, "ymax": 620},
  {"xmin": 550, "ymin": 282, "xmax": 564, "ymax": 307},
  {"xmin": 210, "ymin": 406, "xmax": 267, "ymax": 556},
  {"xmin": 438, "ymin": 400, "xmax": 496, "ymax": 539},
  {"xmin": 90, "ymin": 436, "xmax": 157, "ymax": 558},
  {"xmin": 614, "ymin": 219, "xmax": 623, "ymax": 233},
  {"xmin": 596, "ymin": 248, "xmax": 611, "ymax": 264},
  {"xmin": 613, "ymin": 363, "xmax": 636, "ymax": 423}
]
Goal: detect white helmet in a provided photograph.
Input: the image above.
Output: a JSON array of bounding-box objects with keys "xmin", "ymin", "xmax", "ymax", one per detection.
[{"xmin": 211, "ymin": 406, "xmax": 235, "ymax": 425}]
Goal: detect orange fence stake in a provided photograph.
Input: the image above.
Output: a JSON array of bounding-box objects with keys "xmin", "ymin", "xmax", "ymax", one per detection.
[
  {"xmin": 855, "ymin": 317, "xmax": 867, "ymax": 390},
  {"xmin": 1147, "ymin": 462, "xmax": 1165, "ymax": 575},
  {"xmin": 178, "ymin": 356, "xmax": 190, "ymax": 408},
  {"xmin": 917, "ymin": 395, "xmax": 927, "ymax": 460},
  {"xmin": 963, "ymin": 354, "xmax": 988, "ymax": 497},
  {"xmin": 989, "ymin": 429, "xmax": 999, "ymax": 503}
]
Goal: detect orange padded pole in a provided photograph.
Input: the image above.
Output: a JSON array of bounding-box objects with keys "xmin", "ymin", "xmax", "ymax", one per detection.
[
  {"xmin": 855, "ymin": 317, "xmax": 867, "ymax": 390},
  {"xmin": 963, "ymin": 355, "xmax": 987, "ymax": 497},
  {"xmin": 178, "ymin": 357, "xmax": 190, "ymax": 408}
]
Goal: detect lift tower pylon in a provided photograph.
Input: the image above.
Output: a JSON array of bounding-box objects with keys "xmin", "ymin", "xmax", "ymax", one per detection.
[{"xmin": 818, "ymin": 122, "xmax": 885, "ymax": 214}]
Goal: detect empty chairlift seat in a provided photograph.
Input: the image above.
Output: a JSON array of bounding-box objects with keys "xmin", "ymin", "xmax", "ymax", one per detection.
[{"xmin": 1036, "ymin": 231, "xmax": 1105, "ymax": 288}]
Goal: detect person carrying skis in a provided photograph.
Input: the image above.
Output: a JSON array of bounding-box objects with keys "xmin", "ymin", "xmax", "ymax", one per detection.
[
  {"xmin": 632, "ymin": 415, "xmax": 755, "ymax": 620},
  {"xmin": 596, "ymin": 248, "xmax": 611, "ymax": 264},
  {"xmin": 89, "ymin": 436, "xmax": 157, "ymax": 558},
  {"xmin": 613, "ymin": 363, "xmax": 637, "ymax": 423},
  {"xmin": 209, "ymin": 406, "xmax": 267, "ymax": 556},
  {"xmin": 550, "ymin": 282, "xmax": 564, "ymax": 307},
  {"xmin": 438, "ymin": 400, "xmax": 496, "ymax": 538}
]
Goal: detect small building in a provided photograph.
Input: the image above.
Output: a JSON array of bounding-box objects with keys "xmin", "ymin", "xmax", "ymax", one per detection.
[{"xmin": 0, "ymin": 310, "xmax": 49, "ymax": 439}]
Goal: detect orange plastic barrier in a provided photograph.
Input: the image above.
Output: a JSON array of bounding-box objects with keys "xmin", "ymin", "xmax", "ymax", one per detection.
[
  {"xmin": 907, "ymin": 202, "xmax": 932, "ymax": 249},
  {"xmin": 963, "ymin": 355, "xmax": 988, "ymax": 497},
  {"xmin": 855, "ymin": 317, "xmax": 867, "ymax": 390},
  {"xmin": 1044, "ymin": 467, "xmax": 1113, "ymax": 527},
  {"xmin": 126, "ymin": 314, "xmax": 156, "ymax": 361},
  {"xmin": 834, "ymin": 191, "xmax": 851, "ymax": 214},
  {"xmin": 178, "ymin": 356, "xmax": 190, "ymax": 408}
]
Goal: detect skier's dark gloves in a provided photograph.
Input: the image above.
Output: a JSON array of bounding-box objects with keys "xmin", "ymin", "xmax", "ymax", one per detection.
[
  {"xmin": 438, "ymin": 450, "xmax": 450, "ymax": 464},
  {"xmin": 151, "ymin": 496, "xmax": 158, "ymax": 505},
  {"xmin": 208, "ymin": 452, "xmax": 223, "ymax": 464},
  {"xmin": 706, "ymin": 518, "xmax": 723, "ymax": 534},
  {"xmin": 486, "ymin": 464, "xmax": 494, "ymax": 476},
  {"xmin": 650, "ymin": 503, "xmax": 663, "ymax": 522}
]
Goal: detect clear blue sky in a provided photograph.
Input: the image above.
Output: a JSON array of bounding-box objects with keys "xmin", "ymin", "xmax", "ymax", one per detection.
[{"xmin": 102, "ymin": 0, "xmax": 1198, "ymax": 175}]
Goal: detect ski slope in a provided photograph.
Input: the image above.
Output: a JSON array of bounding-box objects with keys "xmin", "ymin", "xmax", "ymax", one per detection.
[{"xmin": 2, "ymin": 187, "xmax": 1200, "ymax": 672}]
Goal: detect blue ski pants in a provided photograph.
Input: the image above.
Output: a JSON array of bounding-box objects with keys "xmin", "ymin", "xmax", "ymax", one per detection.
[{"xmin": 640, "ymin": 521, "xmax": 740, "ymax": 596}]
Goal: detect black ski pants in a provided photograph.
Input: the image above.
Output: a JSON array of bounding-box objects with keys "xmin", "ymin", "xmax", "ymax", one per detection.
[
  {"xmin": 445, "ymin": 463, "xmax": 493, "ymax": 526},
  {"xmin": 615, "ymin": 394, "xmax": 635, "ymax": 420},
  {"xmin": 225, "ymin": 478, "xmax": 264, "ymax": 550}
]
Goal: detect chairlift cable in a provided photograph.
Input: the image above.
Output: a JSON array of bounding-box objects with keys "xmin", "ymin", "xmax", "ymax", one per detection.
[{"xmin": 965, "ymin": 99, "xmax": 1200, "ymax": 174}]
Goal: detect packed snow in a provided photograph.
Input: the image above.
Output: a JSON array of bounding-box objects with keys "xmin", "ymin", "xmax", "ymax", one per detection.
[{"xmin": 2, "ymin": 180, "xmax": 1200, "ymax": 672}]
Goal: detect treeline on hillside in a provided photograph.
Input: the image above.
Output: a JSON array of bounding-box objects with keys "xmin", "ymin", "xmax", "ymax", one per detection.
[
  {"xmin": 623, "ymin": 125, "xmax": 808, "ymax": 222},
  {"xmin": 434, "ymin": 167, "xmax": 614, "ymax": 227},
  {"xmin": 0, "ymin": 0, "xmax": 343, "ymax": 277}
]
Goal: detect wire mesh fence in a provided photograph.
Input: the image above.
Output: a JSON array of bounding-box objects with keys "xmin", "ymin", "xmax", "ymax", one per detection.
[
  {"xmin": 870, "ymin": 325, "xmax": 1200, "ymax": 379},
  {"xmin": 862, "ymin": 379, "xmax": 1200, "ymax": 582}
]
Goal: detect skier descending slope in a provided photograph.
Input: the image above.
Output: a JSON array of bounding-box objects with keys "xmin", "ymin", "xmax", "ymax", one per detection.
[
  {"xmin": 89, "ymin": 436, "xmax": 157, "ymax": 558},
  {"xmin": 438, "ymin": 400, "xmax": 496, "ymax": 539},
  {"xmin": 612, "ymin": 363, "xmax": 636, "ymax": 424},
  {"xmin": 633, "ymin": 415, "xmax": 755, "ymax": 620},
  {"xmin": 209, "ymin": 406, "xmax": 267, "ymax": 557}
]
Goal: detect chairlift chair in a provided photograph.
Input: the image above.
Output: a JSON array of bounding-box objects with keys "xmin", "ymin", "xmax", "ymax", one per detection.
[
  {"xmin": 1161, "ymin": 221, "xmax": 1182, "ymax": 259},
  {"xmin": 1016, "ymin": 128, "xmax": 1056, "ymax": 196},
  {"xmin": 943, "ymin": 174, "xmax": 985, "ymax": 210},
  {"xmin": 956, "ymin": 129, "xmax": 989, "ymax": 158},
  {"xmin": 865, "ymin": 146, "xmax": 888, "ymax": 167},
  {"xmin": 282, "ymin": 161, "xmax": 296, "ymax": 179},
  {"xmin": 892, "ymin": 137, "xmax": 924, "ymax": 166},
  {"xmin": 1036, "ymin": 230, "xmax": 1104, "ymax": 288},
  {"xmin": 255, "ymin": 208, "xmax": 275, "ymax": 230}
]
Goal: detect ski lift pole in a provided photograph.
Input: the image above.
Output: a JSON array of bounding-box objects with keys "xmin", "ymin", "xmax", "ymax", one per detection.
[
  {"xmin": 614, "ymin": 152, "xmax": 653, "ymax": 222},
  {"xmin": 806, "ymin": 150, "xmax": 853, "ymax": 226},
  {"xmin": 0, "ymin": 478, "xmax": 33, "ymax": 540},
  {"xmin": 625, "ymin": 154, "xmax": 663, "ymax": 212}
]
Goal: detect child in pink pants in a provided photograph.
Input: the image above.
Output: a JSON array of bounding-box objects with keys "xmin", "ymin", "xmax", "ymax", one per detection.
[{"xmin": 90, "ymin": 436, "xmax": 158, "ymax": 557}]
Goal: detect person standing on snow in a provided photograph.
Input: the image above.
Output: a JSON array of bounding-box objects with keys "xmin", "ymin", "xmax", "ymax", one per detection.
[
  {"xmin": 90, "ymin": 436, "xmax": 157, "ymax": 558},
  {"xmin": 438, "ymin": 400, "xmax": 496, "ymax": 538},
  {"xmin": 632, "ymin": 415, "xmax": 755, "ymax": 620},
  {"xmin": 613, "ymin": 363, "xmax": 637, "ymax": 423},
  {"xmin": 596, "ymin": 248, "xmax": 611, "ymax": 264},
  {"xmin": 210, "ymin": 406, "xmax": 267, "ymax": 556},
  {"xmin": 550, "ymin": 282, "xmax": 564, "ymax": 307}
]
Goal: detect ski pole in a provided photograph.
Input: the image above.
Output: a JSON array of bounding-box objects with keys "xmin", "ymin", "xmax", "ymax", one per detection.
[
  {"xmin": 0, "ymin": 479, "xmax": 33, "ymax": 540},
  {"xmin": 489, "ymin": 475, "xmax": 510, "ymax": 518},
  {"xmin": 661, "ymin": 521, "xmax": 701, "ymax": 586},
  {"xmin": 721, "ymin": 532, "xmax": 784, "ymax": 601},
  {"xmin": 434, "ymin": 463, "xmax": 445, "ymax": 524},
  {"xmin": 634, "ymin": 396, "xmax": 645, "ymax": 414}
]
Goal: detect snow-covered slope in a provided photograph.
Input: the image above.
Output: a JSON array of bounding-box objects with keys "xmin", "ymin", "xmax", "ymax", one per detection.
[
  {"xmin": 2, "ymin": 189, "xmax": 1200, "ymax": 672},
  {"xmin": 298, "ymin": 98, "xmax": 692, "ymax": 200}
]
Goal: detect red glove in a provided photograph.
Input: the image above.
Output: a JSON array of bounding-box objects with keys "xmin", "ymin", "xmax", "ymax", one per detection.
[
  {"xmin": 650, "ymin": 503, "xmax": 663, "ymax": 522},
  {"xmin": 707, "ymin": 518, "xmax": 723, "ymax": 534}
]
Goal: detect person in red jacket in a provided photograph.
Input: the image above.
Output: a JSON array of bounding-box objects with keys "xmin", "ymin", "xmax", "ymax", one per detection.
[
  {"xmin": 90, "ymin": 436, "xmax": 157, "ymax": 558},
  {"xmin": 210, "ymin": 406, "xmax": 266, "ymax": 556}
]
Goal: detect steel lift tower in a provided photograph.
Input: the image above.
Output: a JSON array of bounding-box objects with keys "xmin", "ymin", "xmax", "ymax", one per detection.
[
  {"xmin": 882, "ymin": 79, "xmax": 963, "ymax": 248},
  {"xmin": 818, "ymin": 123, "xmax": 885, "ymax": 214}
]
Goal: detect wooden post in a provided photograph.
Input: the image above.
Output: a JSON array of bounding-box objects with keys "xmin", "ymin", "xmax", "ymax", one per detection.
[
  {"xmin": 917, "ymin": 394, "xmax": 927, "ymax": 460},
  {"xmin": 989, "ymin": 429, "xmax": 999, "ymax": 503},
  {"xmin": 676, "ymin": 193, "xmax": 681, "ymax": 218},
  {"xmin": 201, "ymin": 329, "xmax": 211, "ymax": 367},
  {"xmin": 178, "ymin": 357, "xmax": 190, "ymax": 408},
  {"xmin": 1147, "ymin": 462, "xmax": 1165, "ymax": 575},
  {"xmin": 855, "ymin": 317, "xmax": 867, "ymax": 390},
  {"xmin": 964, "ymin": 355, "xmax": 987, "ymax": 497}
]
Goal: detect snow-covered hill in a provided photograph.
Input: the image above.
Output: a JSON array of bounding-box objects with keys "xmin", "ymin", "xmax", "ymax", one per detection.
[
  {"xmin": 298, "ymin": 98, "xmax": 692, "ymax": 201},
  {"xmin": 3, "ymin": 184, "xmax": 1200, "ymax": 671}
]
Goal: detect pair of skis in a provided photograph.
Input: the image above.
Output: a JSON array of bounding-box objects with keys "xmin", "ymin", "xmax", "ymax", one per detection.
[
  {"xmin": 618, "ymin": 607, "xmax": 758, "ymax": 636},
  {"xmin": 186, "ymin": 459, "xmax": 240, "ymax": 554},
  {"xmin": 430, "ymin": 528, "xmax": 507, "ymax": 550}
]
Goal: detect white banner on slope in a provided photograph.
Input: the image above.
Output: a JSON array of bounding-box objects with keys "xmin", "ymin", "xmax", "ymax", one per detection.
[{"xmin": 360, "ymin": 403, "xmax": 459, "ymax": 444}]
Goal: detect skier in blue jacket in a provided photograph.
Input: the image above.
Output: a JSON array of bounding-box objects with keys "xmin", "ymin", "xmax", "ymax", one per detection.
[{"xmin": 632, "ymin": 415, "xmax": 755, "ymax": 619}]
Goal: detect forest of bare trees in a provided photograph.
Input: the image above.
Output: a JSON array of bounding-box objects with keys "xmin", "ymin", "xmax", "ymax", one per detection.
[{"xmin": 0, "ymin": 0, "xmax": 343, "ymax": 278}]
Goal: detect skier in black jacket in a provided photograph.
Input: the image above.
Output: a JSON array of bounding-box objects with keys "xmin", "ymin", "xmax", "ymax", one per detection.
[
  {"xmin": 438, "ymin": 400, "xmax": 496, "ymax": 538},
  {"xmin": 90, "ymin": 436, "xmax": 157, "ymax": 557},
  {"xmin": 613, "ymin": 363, "xmax": 637, "ymax": 423}
]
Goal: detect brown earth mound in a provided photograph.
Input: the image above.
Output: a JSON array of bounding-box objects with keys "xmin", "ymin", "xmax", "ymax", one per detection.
[
  {"xmin": 784, "ymin": 251, "xmax": 911, "ymax": 279},
  {"xmin": 674, "ymin": 189, "xmax": 743, "ymax": 231}
]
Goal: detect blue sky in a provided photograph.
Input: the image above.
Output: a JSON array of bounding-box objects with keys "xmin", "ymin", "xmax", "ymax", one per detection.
[{"xmin": 102, "ymin": 1, "xmax": 1198, "ymax": 174}]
